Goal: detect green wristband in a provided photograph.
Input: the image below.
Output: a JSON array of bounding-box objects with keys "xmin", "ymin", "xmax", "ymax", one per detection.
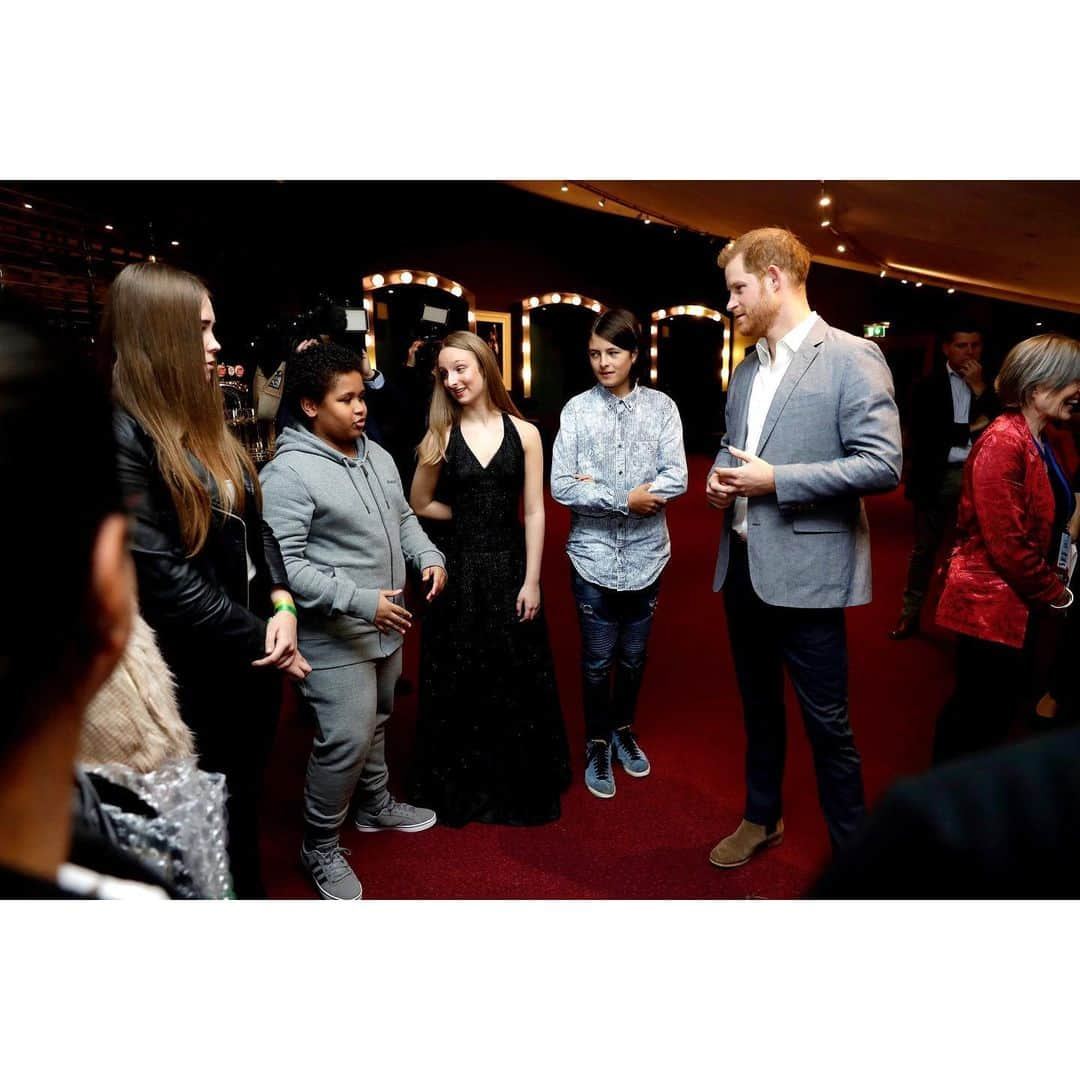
[{"xmin": 273, "ymin": 602, "xmax": 298, "ymax": 617}]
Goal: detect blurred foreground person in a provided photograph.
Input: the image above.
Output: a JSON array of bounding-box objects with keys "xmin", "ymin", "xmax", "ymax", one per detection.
[
  {"xmin": 810, "ymin": 726, "xmax": 1080, "ymax": 898},
  {"xmin": 0, "ymin": 293, "xmax": 168, "ymax": 898}
]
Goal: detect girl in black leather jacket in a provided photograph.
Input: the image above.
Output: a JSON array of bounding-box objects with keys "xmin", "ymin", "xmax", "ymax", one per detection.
[{"xmin": 106, "ymin": 261, "xmax": 310, "ymax": 898}]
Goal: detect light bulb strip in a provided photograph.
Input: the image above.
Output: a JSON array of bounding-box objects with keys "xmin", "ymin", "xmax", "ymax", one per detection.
[
  {"xmin": 650, "ymin": 305, "xmax": 732, "ymax": 390},
  {"xmin": 519, "ymin": 292, "xmax": 607, "ymax": 399},
  {"xmin": 361, "ymin": 268, "xmax": 476, "ymax": 368}
]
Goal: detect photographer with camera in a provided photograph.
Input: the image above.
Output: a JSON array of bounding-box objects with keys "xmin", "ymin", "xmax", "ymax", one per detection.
[{"xmin": 256, "ymin": 302, "xmax": 389, "ymax": 445}]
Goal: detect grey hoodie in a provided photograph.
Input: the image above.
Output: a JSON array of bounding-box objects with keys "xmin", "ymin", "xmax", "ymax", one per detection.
[{"xmin": 259, "ymin": 423, "xmax": 445, "ymax": 668}]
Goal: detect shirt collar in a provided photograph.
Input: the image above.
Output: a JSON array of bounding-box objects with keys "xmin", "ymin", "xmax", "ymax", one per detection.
[
  {"xmin": 946, "ymin": 364, "xmax": 967, "ymax": 383},
  {"xmin": 595, "ymin": 382, "xmax": 640, "ymax": 411},
  {"xmin": 755, "ymin": 310, "xmax": 819, "ymax": 367}
]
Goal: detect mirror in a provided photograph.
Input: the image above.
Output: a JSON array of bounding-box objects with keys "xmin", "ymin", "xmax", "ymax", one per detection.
[{"xmin": 652, "ymin": 306, "xmax": 730, "ymax": 453}]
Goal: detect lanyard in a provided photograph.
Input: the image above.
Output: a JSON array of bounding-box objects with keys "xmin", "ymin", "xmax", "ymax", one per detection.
[{"xmin": 1035, "ymin": 435, "xmax": 1077, "ymax": 523}]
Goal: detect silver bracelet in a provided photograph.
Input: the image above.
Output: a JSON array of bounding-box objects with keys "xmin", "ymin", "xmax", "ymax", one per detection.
[{"xmin": 1050, "ymin": 586, "xmax": 1074, "ymax": 611}]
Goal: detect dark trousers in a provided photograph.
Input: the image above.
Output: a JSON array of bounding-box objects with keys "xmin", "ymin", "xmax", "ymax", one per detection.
[
  {"xmin": 932, "ymin": 632, "xmax": 1034, "ymax": 765},
  {"xmin": 1046, "ymin": 609, "xmax": 1080, "ymax": 726},
  {"xmin": 179, "ymin": 667, "xmax": 281, "ymax": 900},
  {"xmin": 900, "ymin": 463, "xmax": 964, "ymax": 619},
  {"xmin": 570, "ymin": 567, "xmax": 661, "ymax": 743},
  {"xmin": 723, "ymin": 538, "xmax": 865, "ymax": 849}
]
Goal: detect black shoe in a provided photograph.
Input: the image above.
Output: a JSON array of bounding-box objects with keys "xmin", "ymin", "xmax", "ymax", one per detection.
[{"xmin": 888, "ymin": 613, "xmax": 919, "ymax": 640}]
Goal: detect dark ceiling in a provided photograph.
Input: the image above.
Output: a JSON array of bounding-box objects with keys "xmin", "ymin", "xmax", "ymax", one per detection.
[{"xmin": 512, "ymin": 181, "xmax": 1080, "ymax": 314}]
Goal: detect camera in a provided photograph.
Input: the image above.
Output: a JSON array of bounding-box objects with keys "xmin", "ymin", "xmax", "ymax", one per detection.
[{"xmin": 408, "ymin": 304, "xmax": 452, "ymax": 371}]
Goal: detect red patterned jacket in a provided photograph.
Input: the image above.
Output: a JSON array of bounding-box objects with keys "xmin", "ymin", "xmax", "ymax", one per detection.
[{"xmin": 936, "ymin": 410, "xmax": 1069, "ymax": 648}]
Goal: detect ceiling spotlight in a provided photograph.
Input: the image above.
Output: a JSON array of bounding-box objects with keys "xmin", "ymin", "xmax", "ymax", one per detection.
[
  {"xmin": 915, "ymin": 281, "xmax": 923, "ymax": 287},
  {"xmin": 657, "ymin": 309, "xmax": 667, "ymax": 319},
  {"xmin": 836, "ymin": 243, "xmax": 846, "ymax": 253},
  {"xmin": 643, "ymin": 216, "xmax": 651, "ymax": 225},
  {"xmin": 1036, "ymin": 321, "xmax": 1043, "ymax": 327},
  {"xmin": 451, "ymin": 285, "xmax": 463, "ymax": 297},
  {"xmin": 170, "ymin": 240, "xmax": 180, "ymax": 247},
  {"xmin": 560, "ymin": 183, "xmax": 569, "ymax": 192},
  {"xmin": 947, "ymin": 287, "xmax": 956, "ymax": 294},
  {"xmin": 427, "ymin": 275, "xmax": 439, "ymax": 287},
  {"xmin": 23, "ymin": 202, "xmax": 32, "ymax": 209},
  {"xmin": 819, "ymin": 195, "xmax": 831, "ymax": 207},
  {"xmin": 591, "ymin": 302, "xmax": 601, "ymax": 312},
  {"xmin": 571, "ymin": 296, "xmax": 582, "ymax": 305},
  {"xmin": 879, "ymin": 269, "xmax": 887, "ymax": 278},
  {"xmin": 400, "ymin": 271, "xmax": 413, "ymax": 284},
  {"xmin": 551, "ymin": 293, "xmax": 562, "ymax": 303},
  {"xmin": 598, "ymin": 198, "xmax": 605, "ymax": 207},
  {"xmin": 529, "ymin": 296, "xmax": 539, "ymax": 307},
  {"xmin": 820, "ymin": 219, "xmax": 830, "ymax": 228},
  {"xmin": 372, "ymin": 274, "xmax": 385, "ymax": 287},
  {"xmin": 901, "ymin": 279, "xmax": 908, "ymax": 285},
  {"xmin": 105, "ymin": 224, "xmax": 114, "ymax": 231}
]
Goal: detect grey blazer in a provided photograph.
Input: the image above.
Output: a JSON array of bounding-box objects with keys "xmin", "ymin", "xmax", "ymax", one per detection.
[{"xmin": 711, "ymin": 317, "xmax": 902, "ymax": 608}]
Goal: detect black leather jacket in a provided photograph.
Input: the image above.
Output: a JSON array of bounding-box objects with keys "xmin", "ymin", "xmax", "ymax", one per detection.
[{"xmin": 113, "ymin": 408, "xmax": 289, "ymax": 670}]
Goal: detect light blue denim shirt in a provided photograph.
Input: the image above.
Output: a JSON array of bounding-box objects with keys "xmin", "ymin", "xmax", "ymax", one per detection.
[{"xmin": 551, "ymin": 383, "xmax": 688, "ymax": 591}]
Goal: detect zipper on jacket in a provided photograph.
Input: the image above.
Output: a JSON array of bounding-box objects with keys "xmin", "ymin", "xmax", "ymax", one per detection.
[
  {"xmin": 360, "ymin": 462, "xmax": 397, "ymax": 595},
  {"xmin": 218, "ymin": 506, "xmax": 251, "ymax": 609}
]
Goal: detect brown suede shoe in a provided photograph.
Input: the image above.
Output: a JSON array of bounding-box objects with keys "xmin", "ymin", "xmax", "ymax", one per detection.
[{"xmin": 708, "ymin": 818, "xmax": 785, "ymax": 869}]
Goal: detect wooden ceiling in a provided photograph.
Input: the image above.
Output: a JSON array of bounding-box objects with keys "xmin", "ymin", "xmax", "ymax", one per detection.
[{"xmin": 510, "ymin": 181, "xmax": 1080, "ymax": 314}]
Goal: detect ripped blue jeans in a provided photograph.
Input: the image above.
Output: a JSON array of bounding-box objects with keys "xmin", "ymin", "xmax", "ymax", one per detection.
[{"xmin": 570, "ymin": 567, "xmax": 662, "ymax": 743}]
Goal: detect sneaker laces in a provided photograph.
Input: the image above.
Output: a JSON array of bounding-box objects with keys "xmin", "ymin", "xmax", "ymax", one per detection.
[
  {"xmin": 613, "ymin": 727, "xmax": 643, "ymax": 761},
  {"xmin": 308, "ymin": 844, "xmax": 354, "ymax": 882},
  {"xmin": 586, "ymin": 740, "xmax": 612, "ymax": 781}
]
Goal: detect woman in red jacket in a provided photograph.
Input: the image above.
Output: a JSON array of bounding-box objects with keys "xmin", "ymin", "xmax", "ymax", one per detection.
[{"xmin": 933, "ymin": 334, "xmax": 1080, "ymax": 763}]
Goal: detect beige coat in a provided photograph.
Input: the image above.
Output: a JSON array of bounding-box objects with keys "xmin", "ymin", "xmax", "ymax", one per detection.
[{"xmin": 79, "ymin": 613, "xmax": 195, "ymax": 772}]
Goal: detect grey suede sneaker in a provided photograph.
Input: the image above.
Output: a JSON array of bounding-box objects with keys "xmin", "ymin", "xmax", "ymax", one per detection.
[
  {"xmin": 612, "ymin": 725, "xmax": 651, "ymax": 777},
  {"xmin": 300, "ymin": 841, "xmax": 362, "ymax": 901},
  {"xmin": 354, "ymin": 796, "xmax": 437, "ymax": 833}
]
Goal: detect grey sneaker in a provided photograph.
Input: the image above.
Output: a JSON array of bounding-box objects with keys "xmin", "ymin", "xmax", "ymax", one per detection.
[
  {"xmin": 584, "ymin": 739, "xmax": 616, "ymax": 798},
  {"xmin": 612, "ymin": 725, "xmax": 651, "ymax": 777},
  {"xmin": 354, "ymin": 795, "xmax": 437, "ymax": 833},
  {"xmin": 300, "ymin": 842, "xmax": 362, "ymax": 901}
]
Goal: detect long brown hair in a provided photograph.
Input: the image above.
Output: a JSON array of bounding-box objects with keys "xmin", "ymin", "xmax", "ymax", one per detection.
[
  {"xmin": 417, "ymin": 330, "xmax": 522, "ymax": 466},
  {"xmin": 106, "ymin": 262, "xmax": 258, "ymax": 556}
]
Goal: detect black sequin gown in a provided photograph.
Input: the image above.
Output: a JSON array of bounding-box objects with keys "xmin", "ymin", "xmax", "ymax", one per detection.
[{"xmin": 410, "ymin": 413, "xmax": 571, "ymax": 826}]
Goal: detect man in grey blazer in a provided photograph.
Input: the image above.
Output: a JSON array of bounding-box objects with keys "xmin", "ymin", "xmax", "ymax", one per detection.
[{"xmin": 705, "ymin": 227, "xmax": 902, "ymax": 868}]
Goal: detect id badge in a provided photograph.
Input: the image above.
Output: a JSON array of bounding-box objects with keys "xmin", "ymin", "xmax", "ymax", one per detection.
[{"xmin": 1055, "ymin": 531, "xmax": 1072, "ymax": 580}]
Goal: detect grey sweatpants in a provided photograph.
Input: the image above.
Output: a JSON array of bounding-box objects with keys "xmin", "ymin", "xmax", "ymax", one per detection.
[{"xmin": 298, "ymin": 648, "xmax": 403, "ymax": 835}]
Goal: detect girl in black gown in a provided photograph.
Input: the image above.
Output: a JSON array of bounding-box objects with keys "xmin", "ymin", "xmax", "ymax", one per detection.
[{"xmin": 409, "ymin": 331, "xmax": 570, "ymax": 825}]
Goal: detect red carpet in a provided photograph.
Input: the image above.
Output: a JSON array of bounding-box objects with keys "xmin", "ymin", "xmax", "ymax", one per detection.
[{"xmin": 259, "ymin": 454, "xmax": 957, "ymax": 899}]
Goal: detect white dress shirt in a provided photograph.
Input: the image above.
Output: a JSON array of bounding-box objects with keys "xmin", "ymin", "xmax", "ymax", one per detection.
[
  {"xmin": 947, "ymin": 366, "xmax": 973, "ymax": 464},
  {"xmin": 733, "ymin": 309, "xmax": 819, "ymax": 539}
]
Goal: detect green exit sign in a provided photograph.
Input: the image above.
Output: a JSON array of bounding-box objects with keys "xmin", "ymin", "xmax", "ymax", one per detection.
[{"xmin": 863, "ymin": 322, "xmax": 890, "ymax": 338}]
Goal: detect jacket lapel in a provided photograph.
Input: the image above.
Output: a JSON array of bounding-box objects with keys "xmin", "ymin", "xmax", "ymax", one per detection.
[
  {"xmin": 732, "ymin": 359, "xmax": 754, "ymax": 449},
  {"xmin": 755, "ymin": 318, "xmax": 826, "ymax": 456}
]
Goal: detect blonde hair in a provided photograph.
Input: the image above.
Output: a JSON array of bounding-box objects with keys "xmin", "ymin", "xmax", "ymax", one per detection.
[
  {"xmin": 417, "ymin": 330, "xmax": 522, "ymax": 467},
  {"xmin": 106, "ymin": 262, "xmax": 258, "ymax": 556},
  {"xmin": 995, "ymin": 333, "xmax": 1080, "ymax": 408},
  {"xmin": 717, "ymin": 226, "xmax": 812, "ymax": 287}
]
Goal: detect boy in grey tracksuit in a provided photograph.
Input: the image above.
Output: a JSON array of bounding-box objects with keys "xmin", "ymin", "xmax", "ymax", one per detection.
[{"xmin": 260, "ymin": 343, "xmax": 446, "ymax": 900}]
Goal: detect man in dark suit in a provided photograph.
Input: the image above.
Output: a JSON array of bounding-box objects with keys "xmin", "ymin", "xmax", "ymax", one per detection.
[
  {"xmin": 889, "ymin": 322, "xmax": 1000, "ymax": 639},
  {"xmin": 809, "ymin": 725, "xmax": 1080, "ymax": 898}
]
